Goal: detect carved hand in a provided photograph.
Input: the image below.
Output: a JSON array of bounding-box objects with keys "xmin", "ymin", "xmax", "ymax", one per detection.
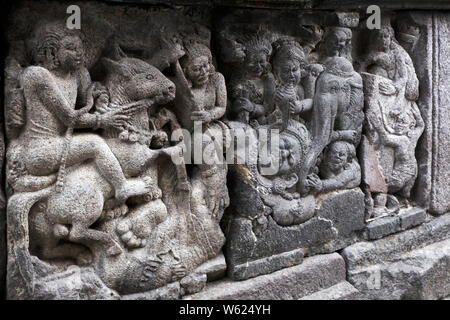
[
  {"xmin": 100, "ymin": 109, "xmax": 131, "ymax": 130},
  {"xmin": 234, "ymin": 97, "xmax": 254, "ymax": 113},
  {"xmin": 308, "ymin": 63, "xmax": 324, "ymax": 78},
  {"xmin": 379, "ymin": 81, "xmax": 397, "ymax": 96},
  {"xmin": 305, "ymin": 173, "xmax": 323, "ymax": 192},
  {"xmin": 191, "ymin": 110, "xmax": 212, "ymax": 123},
  {"xmin": 289, "ymin": 100, "xmax": 303, "ymax": 114}
]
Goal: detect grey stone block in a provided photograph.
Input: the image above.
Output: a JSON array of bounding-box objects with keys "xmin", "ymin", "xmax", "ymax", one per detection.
[
  {"xmin": 342, "ymin": 213, "xmax": 450, "ymax": 270},
  {"xmin": 225, "ymin": 189, "xmax": 364, "ymax": 281},
  {"xmin": 184, "ymin": 253, "xmax": 345, "ymax": 300},
  {"xmin": 365, "ymin": 216, "xmax": 400, "ymax": 240},
  {"xmin": 398, "ymin": 207, "xmax": 426, "ymax": 231},
  {"xmin": 299, "ymin": 281, "xmax": 364, "ymax": 300},
  {"xmin": 346, "ymin": 238, "xmax": 450, "ymax": 300},
  {"xmin": 230, "ymin": 248, "xmax": 304, "ymax": 281},
  {"xmin": 121, "ymin": 282, "xmax": 181, "ymax": 300},
  {"xmin": 193, "ymin": 253, "xmax": 227, "ymax": 282}
]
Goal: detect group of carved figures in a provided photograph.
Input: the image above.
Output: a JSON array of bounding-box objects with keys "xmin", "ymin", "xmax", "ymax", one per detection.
[
  {"xmin": 4, "ymin": 19, "xmax": 424, "ymax": 296},
  {"xmin": 220, "ymin": 24, "xmax": 423, "ymax": 226}
]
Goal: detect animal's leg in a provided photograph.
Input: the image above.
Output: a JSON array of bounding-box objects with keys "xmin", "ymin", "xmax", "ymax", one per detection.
[
  {"xmin": 41, "ymin": 243, "xmax": 93, "ymax": 266},
  {"xmin": 158, "ymin": 145, "xmax": 190, "ymax": 191},
  {"xmin": 69, "ymin": 223, "xmax": 122, "ymax": 256},
  {"xmin": 67, "ymin": 134, "xmax": 153, "ymax": 202}
]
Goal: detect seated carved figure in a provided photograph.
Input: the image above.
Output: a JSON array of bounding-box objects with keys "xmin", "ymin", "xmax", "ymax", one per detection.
[
  {"xmin": 8, "ymin": 23, "xmax": 152, "ymax": 203},
  {"xmin": 259, "ymin": 122, "xmax": 315, "ymax": 226},
  {"xmin": 6, "ymin": 23, "xmax": 179, "ymax": 281},
  {"xmin": 306, "ymin": 141, "xmax": 361, "ymax": 193}
]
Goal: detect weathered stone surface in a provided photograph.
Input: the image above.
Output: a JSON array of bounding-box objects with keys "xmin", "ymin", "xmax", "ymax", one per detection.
[
  {"xmin": 427, "ymin": 14, "xmax": 450, "ymax": 214},
  {"xmin": 184, "ymin": 253, "xmax": 345, "ymax": 300},
  {"xmin": 225, "ymin": 188, "xmax": 364, "ymax": 280},
  {"xmin": 193, "ymin": 253, "xmax": 227, "ymax": 282},
  {"xmin": 299, "ymin": 281, "xmax": 364, "ymax": 300},
  {"xmin": 5, "ymin": 0, "xmax": 228, "ymax": 299},
  {"xmin": 30, "ymin": 265, "xmax": 119, "ymax": 300},
  {"xmin": 343, "ymin": 213, "xmax": 450, "ymax": 299},
  {"xmin": 121, "ymin": 282, "xmax": 181, "ymax": 300},
  {"xmin": 3, "ymin": 0, "xmax": 449, "ymax": 301},
  {"xmin": 365, "ymin": 207, "xmax": 427, "ymax": 240},
  {"xmin": 365, "ymin": 216, "xmax": 400, "ymax": 240},
  {"xmin": 399, "ymin": 207, "xmax": 426, "ymax": 230},
  {"xmin": 345, "ymin": 238, "xmax": 450, "ymax": 300},
  {"xmin": 311, "ymin": 188, "xmax": 366, "ymax": 254},
  {"xmin": 343, "ymin": 213, "xmax": 450, "ymax": 271},
  {"xmin": 180, "ymin": 273, "xmax": 207, "ymax": 295}
]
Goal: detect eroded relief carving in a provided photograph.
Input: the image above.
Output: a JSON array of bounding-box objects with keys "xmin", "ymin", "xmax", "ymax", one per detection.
[
  {"xmin": 3, "ymin": 3, "xmax": 428, "ymax": 299},
  {"xmin": 5, "ymin": 10, "xmax": 227, "ymax": 298},
  {"xmin": 218, "ymin": 14, "xmax": 367, "ymax": 281},
  {"xmin": 358, "ymin": 25, "xmax": 424, "ymax": 220}
]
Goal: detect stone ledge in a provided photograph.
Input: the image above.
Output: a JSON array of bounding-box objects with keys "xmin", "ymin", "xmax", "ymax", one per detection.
[
  {"xmin": 345, "ymin": 238, "xmax": 450, "ymax": 300},
  {"xmin": 299, "ymin": 281, "xmax": 364, "ymax": 300},
  {"xmin": 365, "ymin": 207, "xmax": 426, "ymax": 240},
  {"xmin": 183, "ymin": 253, "xmax": 345, "ymax": 300}
]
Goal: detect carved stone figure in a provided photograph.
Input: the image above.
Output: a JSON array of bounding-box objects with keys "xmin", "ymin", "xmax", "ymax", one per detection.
[
  {"xmin": 219, "ymin": 15, "xmax": 365, "ymax": 281},
  {"xmin": 6, "ymin": 19, "xmax": 228, "ymax": 299},
  {"xmin": 228, "ymin": 33, "xmax": 276, "ymax": 126},
  {"xmin": 306, "ymin": 141, "xmax": 361, "ymax": 193},
  {"xmin": 271, "ymin": 39, "xmax": 315, "ymax": 131},
  {"xmin": 359, "ymin": 25, "xmax": 424, "ymax": 219},
  {"xmin": 320, "ymin": 27, "xmax": 353, "ymax": 62},
  {"xmin": 171, "ymin": 39, "xmax": 230, "ymax": 217},
  {"xmin": 297, "ymin": 56, "xmax": 361, "ymax": 195}
]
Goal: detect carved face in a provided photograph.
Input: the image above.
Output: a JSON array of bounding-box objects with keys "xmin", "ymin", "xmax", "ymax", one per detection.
[
  {"xmin": 56, "ymin": 35, "xmax": 84, "ymax": 71},
  {"xmin": 245, "ymin": 51, "xmax": 269, "ymax": 77},
  {"xmin": 278, "ymin": 136, "xmax": 299, "ymax": 175},
  {"xmin": 388, "ymin": 109, "xmax": 415, "ymax": 135},
  {"xmin": 377, "ymin": 30, "xmax": 392, "ymax": 52},
  {"xmin": 96, "ymin": 93, "xmax": 109, "ymax": 109},
  {"xmin": 325, "ymin": 142, "xmax": 349, "ymax": 173},
  {"xmin": 184, "ymin": 55, "xmax": 211, "ymax": 87},
  {"xmin": 275, "ymin": 59, "xmax": 302, "ymax": 86},
  {"xmin": 327, "ymin": 31, "xmax": 350, "ymax": 56}
]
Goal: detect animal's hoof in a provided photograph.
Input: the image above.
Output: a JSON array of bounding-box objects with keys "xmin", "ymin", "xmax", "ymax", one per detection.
[{"xmin": 116, "ymin": 221, "xmax": 147, "ymax": 249}]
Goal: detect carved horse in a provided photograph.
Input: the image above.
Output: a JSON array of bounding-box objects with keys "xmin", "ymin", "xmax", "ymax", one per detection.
[{"xmin": 7, "ymin": 56, "xmax": 177, "ymax": 295}]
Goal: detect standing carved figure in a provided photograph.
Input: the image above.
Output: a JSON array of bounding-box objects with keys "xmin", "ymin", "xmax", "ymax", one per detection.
[
  {"xmin": 360, "ymin": 25, "xmax": 424, "ymax": 218},
  {"xmin": 229, "ymin": 34, "xmax": 276, "ymax": 126},
  {"xmin": 171, "ymin": 39, "xmax": 230, "ymax": 218}
]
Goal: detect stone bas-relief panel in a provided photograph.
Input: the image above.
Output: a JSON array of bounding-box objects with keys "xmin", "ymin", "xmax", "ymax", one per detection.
[
  {"xmin": 217, "ymin": 9, "xmax": 426, "ymax": 280},
  {"xmin": 4, "ymin": 1, "xmax": 226, "ymax": 299},
  {"xmin": 3, "ymin": 1, "xmax": 430, "ymax": 299}
]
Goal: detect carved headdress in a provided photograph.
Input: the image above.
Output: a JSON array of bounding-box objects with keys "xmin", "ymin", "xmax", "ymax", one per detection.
[
  {"xmin": 271, "ymin": 39, "xmax": 306, "ymax": 69},
  {"xmin": 28, "ymin": 21, "xmax": 83, "ymax": 69}
]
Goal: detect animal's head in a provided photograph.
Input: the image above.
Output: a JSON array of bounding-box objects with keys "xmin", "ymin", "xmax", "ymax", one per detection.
[{"xmin": 102, "ymin": 57, "xmax": 175, "ymax": 104}]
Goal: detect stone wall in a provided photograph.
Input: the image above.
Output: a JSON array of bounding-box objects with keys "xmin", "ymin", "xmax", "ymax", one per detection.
[{"xmin": 1, "ymin": 0, "xmax": 450, "ymax": 300}]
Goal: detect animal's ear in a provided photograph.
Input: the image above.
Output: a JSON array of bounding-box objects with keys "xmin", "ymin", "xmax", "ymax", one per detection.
[
  {"xmin": 102, "ymin": 35, "xmax": 127, "ymax": 61},
  {"xmin": 101, "ymin": 57, "xmax": 130, "ymax": 77}
]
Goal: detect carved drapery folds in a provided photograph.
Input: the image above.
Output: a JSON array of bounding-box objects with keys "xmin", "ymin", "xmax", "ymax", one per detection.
[{"xmin": 3, "ymin": 2, "xmax": 426, "ymax": 298}]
